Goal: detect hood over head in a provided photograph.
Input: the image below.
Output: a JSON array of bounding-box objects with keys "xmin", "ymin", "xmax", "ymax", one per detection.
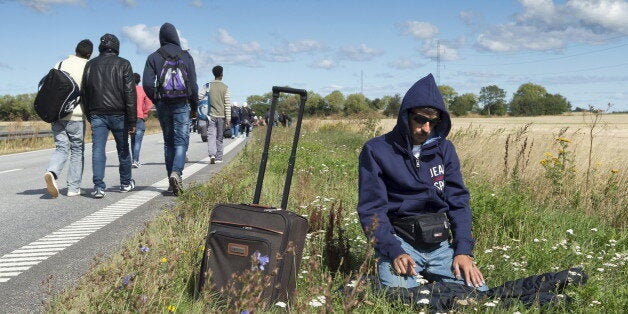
[
  {"xmin": 159, "ymin": 22, "xmax": 181, "ymax": 47},
  {"xmin": 395, "ymin": 73, "xmax": 451, "ymax": 146},
  {"xmin": 98, "ymin": 33, "xmax": 119, "ymax": 54}
]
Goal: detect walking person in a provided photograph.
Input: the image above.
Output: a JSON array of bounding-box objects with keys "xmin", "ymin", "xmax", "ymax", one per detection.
[
  {"xmin": 44, "ymin": 39, "xmax": 93, "ymax": 198},
  {"xmin": 82, "ymin": 34, "xmax": 137, "ymax": 198},
  {"xmin": 198, "ymin": 65, "xmax": 230, "ymax": 164},
  {"xmin": 239, "ymin": 102, "xmax": 252, "ymax": 137},
  {"xmin": 357, "ymin": 74, "xmax": 487, "ymax": 291},
  {"xmin": 143, "ymin": 22, "xmax": 198, "ymax": 195},
  {"xmin": 131, "ymin": 73, "xmax": 153, "ymax": 168},
  {"xmin": 230, "ymin": 101, "xmax": 241, "ymax": 138}
]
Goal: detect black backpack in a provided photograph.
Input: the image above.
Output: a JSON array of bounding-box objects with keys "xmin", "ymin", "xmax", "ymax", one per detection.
[
  {"xmin": 33, "ymin": 61, "xmax": 81, "ymax": 123},
  {"xmin": 156, "ymin": 48, "xmax": 190, "ymax": 100}
]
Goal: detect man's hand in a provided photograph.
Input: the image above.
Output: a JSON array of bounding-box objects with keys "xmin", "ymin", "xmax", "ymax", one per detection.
[
  {"xmin": 393, "ymin": 253, "xmax": 417, "ymax": 276},
  {"xmin": 453, "ymin": 254, "xmax": 485, "ymax": 287},
  {"xmin": 128, "ymin": 126, "xmax": 136, "ymax": 134}
]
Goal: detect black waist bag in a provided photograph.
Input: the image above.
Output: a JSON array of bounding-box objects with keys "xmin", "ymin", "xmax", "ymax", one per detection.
[{"xmin": 390, "ymin": 212, "xmax": 450, "ymax": 249}]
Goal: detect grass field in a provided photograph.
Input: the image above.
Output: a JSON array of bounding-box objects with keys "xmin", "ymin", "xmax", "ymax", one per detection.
[{"xmin": 35, "ymin": 113, "xmax": 628, "ymax": 313}]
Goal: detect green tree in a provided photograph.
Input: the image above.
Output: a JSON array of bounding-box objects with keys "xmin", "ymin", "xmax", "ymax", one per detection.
[
  {"xmin": 478, "ymin": 85, "xmax": 507, "ymax": 116},
  {"xmin": 382, "ymin": 94, "xmax": 402, "ymax": 117},
  {"xmin": 540, "ymin": 93, "xmax": 571, "ymax": 115},
  {"xmin": 438, "ymin": 85, "xmax": 457, "ymax": 109},
  {"xmin": 343, "ymin": 93, "xmax": 370, "ymax": 116},
  {"xmin": 305, "ymin": 91, "xmax": 328, "ymax": 116},
  {"xmin": 246, "ymin": 93, "xmax": 272, "ymax": 119},
  {"xmin": 509, "ymin": 83, "xmax": 547, "ymax": 116},
  {"xmin": 0, "ymin": 93, "xmax": 37, "ymax": 121},
  {"xmin": 449, "ymin": 93, "xmax": 477, "ymax": 116},
  {"xmin": 324, "ymin": 90, "xmax": 345, "ymax": 114}
]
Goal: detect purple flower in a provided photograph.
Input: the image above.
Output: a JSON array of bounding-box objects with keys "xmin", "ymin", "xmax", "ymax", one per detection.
[
  {"xmin": 140, "ymin": 246, "xmax": 150, "ymax": 253},
  {"xmin": 240, "ymin": 311, "xmax": 249, "ymax": 314},
  {"xmin": 122, "ymin": 275, "xmax": 132, "ymax": 285},
  {"xmin": 254, "ymin": 251, "xmax": 270, "ymax": 270}
]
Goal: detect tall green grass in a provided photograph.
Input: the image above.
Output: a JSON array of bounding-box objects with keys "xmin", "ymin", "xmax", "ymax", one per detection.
[{"xmin": 47, "ymin": 120, "xmax": 626, "ymax": 313}]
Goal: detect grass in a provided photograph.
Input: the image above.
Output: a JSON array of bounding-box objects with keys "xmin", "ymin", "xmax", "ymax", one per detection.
[
  {"xmin": 0, "ymin": 118, "xmax": 162, "ymax": 155},
  {"xmin": 45, "ymin": 117, "xmax": 626, "ymax": 313}
]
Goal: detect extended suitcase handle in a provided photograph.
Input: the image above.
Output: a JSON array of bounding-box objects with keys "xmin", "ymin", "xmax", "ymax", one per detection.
[{"xmin": 253, "ymin": 86, "xmax": 307, "ymax": 210}]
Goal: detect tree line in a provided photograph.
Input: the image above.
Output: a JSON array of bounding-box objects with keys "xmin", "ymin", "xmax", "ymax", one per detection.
[{"xmin": 0, "ymin": 82, "xmax": 580, "ymax": 121}]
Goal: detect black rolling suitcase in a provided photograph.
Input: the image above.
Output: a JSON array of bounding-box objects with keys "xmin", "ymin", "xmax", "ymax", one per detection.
[{"xmin": 197, "ymin": 87, "xmax": 309, "ymax": 304}]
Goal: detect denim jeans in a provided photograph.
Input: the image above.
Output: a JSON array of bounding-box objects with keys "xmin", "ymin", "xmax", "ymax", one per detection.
[
  {"xmin": 207, "ymin": 116, "xmax": 224, "ymax": 160},
  {"xmin": 154, "ymin": 102, "xmax": 190, "ymax": 176},
  {"xmin": 131, "ymin": 118, "xmax": 146, "ymax": 163},
  {"xmin": 90, "ymin": 114, "xmax": 133, "ymax": 189},
  {"xmin": 231, "ymin": 122, "xmax": 240, "ymax": 138},
  {"xmin": 47, "ymin": 120, "xmax": 85, "ymax": 192},
  {"xmin": 377, "ymin": 235, "xmax": 488, "ymax": 291}
]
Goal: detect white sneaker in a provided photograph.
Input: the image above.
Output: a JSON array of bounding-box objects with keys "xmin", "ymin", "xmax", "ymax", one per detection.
[
  {"xmin": 67, "ymin": 189, "xmax": 82, "ymax": 197},
  {"xmin": 44, "ymin": 172, "xmax": 59, "ymax": 198},
  {"xmin": 209, "ymin": 155, "xmax": 216, "ymax": 164}
]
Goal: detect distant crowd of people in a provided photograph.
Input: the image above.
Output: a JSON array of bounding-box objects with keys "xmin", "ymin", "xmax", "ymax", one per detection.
[{"xmin": 43, "ymin": 22, "xmax": 243, "ymax": 199}]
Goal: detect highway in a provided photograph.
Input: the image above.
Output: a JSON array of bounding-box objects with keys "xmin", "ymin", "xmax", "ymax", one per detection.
[{"xmin": 0, "ymin": 132, "xmax": 246, "ymax": 313}]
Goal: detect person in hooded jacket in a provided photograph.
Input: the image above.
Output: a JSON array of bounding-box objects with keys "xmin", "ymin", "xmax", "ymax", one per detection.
[
  {"xmin": 142, "ymin": 22, "xmax": 199, "ymax": 196},
  {"xmin": 82, "ymin": 34, "xmax": 136, "ymax": 199},
  {"xmin": 357, "ymin": 74, "xmax": 487, "ymax": 291}
]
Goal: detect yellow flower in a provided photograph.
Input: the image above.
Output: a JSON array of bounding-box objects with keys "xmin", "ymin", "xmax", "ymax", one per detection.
[
  {"xmin": 167, "ymin": 305, "xmax": 176, "ymax": 312},
  {"xmin": 611, "ymin": 169, "xmax": 619, "ymax": 174},
  {"xmin": 161, "ymin": 257, "xmax": 168, "ymax": 263},
  {"xmin": 544, "ymin": 152, "xmax": 553, "ymax": 157},
  {"xmin": 540, "ymin": 159, "xmax": 548, "ymax": 165},
  {"xmin": 556, "ymin": 137, "xmax": 571, "ymax": 143}
]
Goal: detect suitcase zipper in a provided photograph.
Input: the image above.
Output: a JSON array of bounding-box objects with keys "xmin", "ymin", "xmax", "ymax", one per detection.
[{"xmin": 212, "ymin": 220, "xmax": 284, "ymax": 235}]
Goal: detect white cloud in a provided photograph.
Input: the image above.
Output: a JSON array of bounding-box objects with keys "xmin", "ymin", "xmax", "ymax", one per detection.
[
  {"xmin": 310, "ymin": 59, "xmax": 338, "ymax": 69},
  {"xmin": 0, "ymin": 62, "xmax": 11, "ymax": 70},
  {"xmin": 400, "ymin": 21, "xmax": 439, "ymax": 40},
  {"xmin": 217, "ymin": 28, "xmax": 239, "ymax": 46},
  {"xmin": 389, "ymin": 57, "xmax": 423, "ymax": 70},
  {"xmin": 476, "ymin": 0, "xmax": 628, "ymax": 52},
  {"xmin": 190, "ymin": 0, "xmax": 202, "ymax": 7},
  {"xmin": 19, "ymin": 0, "xmax": 84, "ymax": 13},
  {"xmin": 339, "ymin": 44, "xmax": 384, "ymax": 61},
  {"xmin": 122, "ymin": 24, "xmax": 190, "ymax": 53},
  {"xmin": 420, "ymin": 40, "xmax": 461, "ymax": 61},
  {"xmin": 120, "ymin": 0, "xmax": 135, "ymax": 7},
  {"xmin": 272, "ymin": 39, "xmax": 324, "ymax": 54}
]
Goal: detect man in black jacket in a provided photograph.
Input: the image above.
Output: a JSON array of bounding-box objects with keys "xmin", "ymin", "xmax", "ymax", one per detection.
[
  {"xmin": 142, "ymin": 22, "xmax": 198, "ymax": 196},
  {"xmin": 82, "ymin": 33, "xmax": 137, "ymax": 199}
]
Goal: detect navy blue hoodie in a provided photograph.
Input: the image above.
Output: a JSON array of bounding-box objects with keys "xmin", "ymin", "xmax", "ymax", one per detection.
[
  {"xmin": 357, "ymin": 74, "xmax": 475, "ymax": 260},
  {"xmin": 142, "ymin": 22, "xmax": 199, "ymax": 111}
]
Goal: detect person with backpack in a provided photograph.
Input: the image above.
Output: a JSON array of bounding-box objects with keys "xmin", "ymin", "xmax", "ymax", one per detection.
[
  {"xmin": 43, "ymin": 39, "xmax": 93, "ymax": 198},
  {"xmin": 198, "ymin": 65, "xmax": 230, "ymax": 164},
  {"xmin": 357, "ymin": 74, "xmax": 487, "ymax": 291},
  {"xmin": 82, "ymin": 34, "xmax": 137, "ymax": 199},
  {"xmin": 239, "ymin": 102, "xmax": 252, "ymax": 137},
  {"xmin": 142, "ymin": 22, "xmax": 199, "ymax": 196},
  {"xmin": 230, "ymin": 101, "xmax": 241, "ymax": 138},
  {"xmin": 131, "ymin": 73, "xmax": 153, "ymax": 168}
]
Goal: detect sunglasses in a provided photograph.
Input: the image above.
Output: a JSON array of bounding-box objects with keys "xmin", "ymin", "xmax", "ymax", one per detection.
[{"xmin": 410, "ymin": 114, "xmax": 439, "ymax": 126}]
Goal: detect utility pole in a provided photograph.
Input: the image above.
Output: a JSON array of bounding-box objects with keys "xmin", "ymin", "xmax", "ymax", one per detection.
[{"xmin": 436, "ymin": 40, "xmax": 440, "ymax": 85}]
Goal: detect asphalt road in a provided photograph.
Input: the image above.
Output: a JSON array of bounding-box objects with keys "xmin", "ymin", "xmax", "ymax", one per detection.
[{"xmin": 0, "ymin": 131, "xmax": 246, "ymax": 313}]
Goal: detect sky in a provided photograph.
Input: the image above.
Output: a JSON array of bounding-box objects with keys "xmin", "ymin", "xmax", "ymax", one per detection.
[{"xmin": 1, "ymin": 0, "xmax": 627, "ymax": 112}]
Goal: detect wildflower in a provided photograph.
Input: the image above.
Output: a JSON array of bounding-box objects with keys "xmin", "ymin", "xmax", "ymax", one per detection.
[
  {"xmin": 308, "ymin": 296, "xmax": 325, "ymax": 307},
  {"xmin": 610, "ymin": 169, "xmax": 619, "ymax": 174},
  {"xmin": 484, "ymin": 301, "xmax": 497, "ymax": 307},
  {"xmin": 139, "ymin": 246, "xmax": 150, "ymax": 253},
  {"xmin": 161, "ymin": 257, "xmax": 168, "ymax": 263},
  {"xmin": 533, "ymin": 238, "xmax": 540, "ymax": 242},
  {"xmin": 484, "ymin": 249, "xmax": 493, "ymax": 253},
  {"xmin": 240, "ymin": 311, "xmax": 249, "ymax": 314},
  {"xmin": 590, "ymin": 300, "xmax": 601, "ymax": 306},
  {"xmin": 251, "ymin": 251, "xmax": 269, "ymax": 271},
  {"xmin": 544, "ymin": 152, "xmax": 553, "ymax": 157},
  {"xmin": 122, "ymin": 274, "xmax": 132, "ymax": 286},
  {"xmin": 418, "ymin": 298, "xmax": 430, "ymax": 305},
  {"xmin": 590, "ymin": 228, "xmax": 598, "ymax": 232},
  {"xmin": 275, "ymin": 301, "xmax": 287, "ymax": 308},
  {"xmin": 139, "ymin": 295, "xmax": 148, "ymax": 303},
  {"xmin": 566, "ymin": 229, "xmax": 574, "ymax": 235},
  {"xmin": 597, "ymin": 268, "xmax": 605, "ymax": 272},
  {"xmin": 556, "ymin": 137, "xmax": 571, "ymax": 143},
  {"xmin": 346, "ymin": 280, "xmax": 358, "ymax": 288},
  {"xmin": 167, "ymin": 305, "xmax": 176, "ymax": 312}
]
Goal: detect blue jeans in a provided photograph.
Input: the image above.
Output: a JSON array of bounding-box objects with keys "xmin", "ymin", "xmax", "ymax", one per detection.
[
  {"xmin": 207, "ymin": 116, "xmax": 224, "ymax": 160},
  {"xmin": 47, "ymin": 120, "xmax": 85, "ymax": 192},
  {"xmin": 90, "ymin": 114, "xmax": 133, "ymax": 189},
  {"xmin": 377, "ymin": 235, "xmax": 488, "ymax": 291},
  {"xmin": 131, "ymin": 118, "xmax": 146, "ymax": 163},
  {"xmin": 231, "ymin": 122, "xmax": 240, "ymax": 138},
  {"xmin": 154, "ymin": 102, "xmax": 190, "ymax": 176}
]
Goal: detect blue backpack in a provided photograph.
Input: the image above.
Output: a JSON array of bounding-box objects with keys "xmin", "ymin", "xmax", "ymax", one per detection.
[
  {"xmin": 157, "ymin": 48, "xmax": 189, "ymax": 100},
  {"xmin": 198, "ymin": 98, "xmax": 210, "ymax": 121}
]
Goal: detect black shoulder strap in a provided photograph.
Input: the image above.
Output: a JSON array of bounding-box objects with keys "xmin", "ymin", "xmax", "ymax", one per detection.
[{"xmin": 57, "ymin": 61, "xmax": 63, "ymax": 70}]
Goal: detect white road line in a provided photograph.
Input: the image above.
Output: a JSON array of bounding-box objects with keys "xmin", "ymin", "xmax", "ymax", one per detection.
[
  {"xmin": 0, "ymin": 137, "xmax": 244, "ymax": 284},
  {"xmin": 0, "ymin": 169, "xmax": 22, "ymax": 174}
]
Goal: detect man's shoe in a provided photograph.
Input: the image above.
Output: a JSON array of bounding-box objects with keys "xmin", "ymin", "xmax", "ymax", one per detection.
[
  {"xmin": 120, "ymin": 179, "xmax": 135, "ymax": 192},
  {"xmin": 67, "ymin": 189, "xmax": 82, "ymax": 197},
  {"xmin": 44, "ymin": 172, "xmax": 59, "ymax": 198},
  {"xmin": 209, "ymin": 155, "xmax": 216, "ymax": 164},
  {"xmin": 91, "ymin": 188, "xmax": 106, "ymax": 199},
  {"xmin": 169, "ymin": 172, "xmax": 183, "ymax": 196},
  {"xmin": 132, "ymin": 162, "xmax": 140, "ymax": 168},
  {"xmin": 215, "ymin": 159, "xmax": 223, "ymax": 163}
]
